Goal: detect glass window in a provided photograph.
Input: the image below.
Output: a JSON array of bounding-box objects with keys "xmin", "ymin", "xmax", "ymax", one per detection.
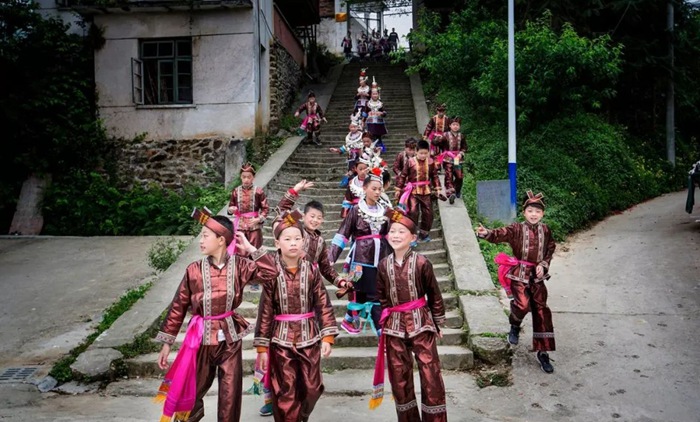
[{"xmin": 139, "ymin": 38, "xmax": 193, "ymax": 104}]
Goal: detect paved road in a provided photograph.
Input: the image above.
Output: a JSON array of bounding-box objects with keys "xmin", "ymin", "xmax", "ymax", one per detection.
[
  {"xmin": 0, "ymin": 192, "xmax": 698, "ymax": 421},
  {"xmin": 0, "ymin": 236, "xmax": 185, "ymax": 368}
]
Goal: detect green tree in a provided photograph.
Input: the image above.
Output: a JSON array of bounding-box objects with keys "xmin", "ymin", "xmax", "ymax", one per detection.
[{"xmin": 0, "ymin": 1, "xmax": 106, "ymax": 230}]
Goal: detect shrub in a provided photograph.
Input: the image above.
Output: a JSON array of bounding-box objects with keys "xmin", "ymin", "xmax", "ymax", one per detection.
[{"xmin": 148, "ymin": 237, "xmax": 188, "ymax": 272}]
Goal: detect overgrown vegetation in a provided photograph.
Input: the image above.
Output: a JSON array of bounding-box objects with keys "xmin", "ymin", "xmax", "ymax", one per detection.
[
  {"xmin": 49, "ymin": 281, "xmax": 154, "ymax": 382},
  {"xmin": 42, "ymin": 171, "xmax": 234, "ymax": 236},
  {"xmin": 247, "ymin": 134, "xmax": 287, "ymax": 170},
  {"xmin": 148, "ymin": 237, "xmax": 189, "ymax": 272}
]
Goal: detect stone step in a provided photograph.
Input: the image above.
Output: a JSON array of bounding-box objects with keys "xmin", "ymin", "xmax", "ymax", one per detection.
[
  {"xmin": 126, "ymin": 343, "xmax": 472, "ymax": 378},
  {"xmin": 232, "ymin": 292, "xmax": 458, "ymax": 320},
  {"xmin": 165, "ymin": 320, "xmax": 464, "ymax": 353}
]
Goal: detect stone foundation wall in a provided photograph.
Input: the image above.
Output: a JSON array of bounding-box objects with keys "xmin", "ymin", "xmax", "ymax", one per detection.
[
  {"xmin": 113, "ymin": 137, "xmax": 232, "ymax": 190},
  {"xmin": 269, "ymin": 42, "xmax": 302, "ymax": 132}
]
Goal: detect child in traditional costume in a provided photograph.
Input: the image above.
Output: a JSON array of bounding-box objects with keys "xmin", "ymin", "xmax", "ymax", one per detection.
[
  {"xmin": 227, "ymin": 163, "xmax": 269, "ymax": 289},
  {"xmin": 395, "ymin": 140, "xmax": 445, "ymax": 243},
  {"xmin": 476, "ymin": 191, "xmax": 557, "ymax": 373},
  {"xmin": 370, "ymin": 207, "xmax": 447, "ymax": 421},
  {"xmin": 392, "ymin": 137, "xmax": 418, "ymax": 177},
  {"xmin": 295, "ymin": 91, "xmax": 327, "ymax": 146},
  {"xmin": 362, "ymin": 78, "xmax": 387, "ymax": 152},
  {"xmin": 329, "ymin": 116, "xmax": 364, "ymax": 188},
  {"xmin": 155, "ymin": 209, "xmax": 278, "ymax": 422},
  {"xmin": 342, "ymin": 32, "xmax": 353, "ymax": 61},
  {"xmin": 254, "ymin": 210, "xmax": 339, "ymax": 422},
  {"xmin": 423, "ymin": 104, "xmax": 450, "ymax": 159},
  {"xmin": 436, "ymin": 117, "xmax": 467, "ymax": 204},
  {"xmin": 355, "ymin": 68, "xmax": 370, "ymax": 113},
  {"xmin": 330, "ymin": 170, "xmax": 391, "ymax": 335}
]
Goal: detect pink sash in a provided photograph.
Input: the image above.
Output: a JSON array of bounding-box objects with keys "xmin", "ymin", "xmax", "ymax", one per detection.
[
  {"xmin": 226, "ymin": 212, "xmax": 259, "ymax": 256},
  {"xmin": 369, "ymin": 297, "xmax": 427, "ymax": 409},
  {"xmin": 398, "ymin": 181, "xmax": 430, "ymax": 209},
  {"xmin": 155, "ymin": 311, "xmax": 234, "ymax": 422},
  {"xmin": 259, "ymin": 312, "xmax": 315, "ymax": 390},
  {"xmin": 494, "ymin": 252, "xmax": 535, "ymax": 298},
  {"xmin": 435, "ymin": 150, "xmax": 460, "ymax": 165}
]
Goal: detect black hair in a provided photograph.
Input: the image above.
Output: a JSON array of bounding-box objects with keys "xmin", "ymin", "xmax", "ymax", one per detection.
[
  {"xmin": 382, "ymin": 170, "xmax": 391, "ymax": 185},
  {"xmin": 363, "ymin": 175, "xmax": 383, "ymax": 187},
  {"xmin": 304, "ymin": 200, "xmax": 325, "ymax": 215},
  {"xmin": 404, "ymin": 137, "xmax": 418, "ymax": 147},
  {"xmin": 212, "ymin": 215, "xmax": 234, "ymax": 236},
  {"xmin": 417, "ymin": 140, "xmax": 430, "ymax": 151}
]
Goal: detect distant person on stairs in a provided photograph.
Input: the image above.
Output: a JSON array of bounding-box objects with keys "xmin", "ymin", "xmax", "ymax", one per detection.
[
  {"xmin": 371, "ymin": 207, "xmax": 447, "ymax": 421},
  {"xmin": 329, "ymin": 117, "xmax": 364, "ymax": 188},
  {"xmin": 423, "ymin": 104, "xmax": 451, "ymax": 160},
  {"xmin": 392, "ymin": 137, "xmax": 418, "ymax": 178},
  {"xmin": 362, "ymin": 79, "xmax": 387, "ymax": 152},
  {"xmin": 227, "ymin": 162, "xmax": 269, "ymax": 290},
  {"xmin": 395, "ymin": 140, "xmax": 446, "ymax": 243},
  {"xmin": 295, "ymin": 91, "xmax": 326, "ymax": 146},
  {"xmin": 436, "ymin": 117, "xmax": 467, "ymax": 204},
  {"xmin": 476, "ymin": 191, "xmax": 557, "ymax": 374}
]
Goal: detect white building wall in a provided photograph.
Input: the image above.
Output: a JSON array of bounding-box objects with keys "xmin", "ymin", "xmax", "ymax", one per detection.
[
  {"xmin": 94, "ymin": 9, "xmax": 259, "ymax": 140},
  {"xmin": 36, "ymin": 0, "xmax": 85, "ymax": 34}
]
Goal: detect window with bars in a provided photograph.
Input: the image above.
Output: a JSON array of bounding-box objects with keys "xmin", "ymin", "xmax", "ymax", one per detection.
[{"xmin": 132, "ymin": 38, "xmax": 193, "ymax": 105}]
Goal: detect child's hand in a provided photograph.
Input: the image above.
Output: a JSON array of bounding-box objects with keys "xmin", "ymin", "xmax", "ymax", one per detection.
[
  {"xmin": 258, "ymin": 352, "xmax": 268, "ymax": 372},
  {"xmin": 436, "ymin": 330, "xmax": 443, "ymax": 339},
  {"xmin": 475, "ymin": 224, "xmax": 488, "ymax": 238},
  {"xmin": 536, "ymin": 265, "xmax": 544, "ymax": 279},
  {"xmin": 228, "ymin": 206, "xmax": 237, "ymax": 215},
  {"xmin": 157, "ymin": 344, "xmax": 171, "ymax": 370},
  {"xmin": 294, "ymin": 111, "xmax": 300, "ymax": 117},
  {"xmin": 235, "ymin": 231, "xmax": 256, "ymax": 255},
  {"xmin": 323, "ymin": 117, "xmax": 328, "ymax": 123},
  {"xmin": 293, "ymin": 180, "xmax": 314, "ymax": 193},
  {"xmin": 329, "ymin": 147, "xmax": 340, "ymax": 154},
  {"xmin": 321, "ymin": 342, "xmax": 332, "ymax": 358}
]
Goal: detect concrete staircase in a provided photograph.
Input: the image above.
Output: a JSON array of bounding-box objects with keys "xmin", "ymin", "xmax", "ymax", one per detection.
[{"xmin": 124, "ymin": 63, "xmax": 474, "ymax": 378}]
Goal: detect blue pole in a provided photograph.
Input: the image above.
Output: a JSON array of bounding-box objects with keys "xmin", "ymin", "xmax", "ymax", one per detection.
[{"xmin": 507, "ymin": 0, "xmax": 517, "ymax": 220}]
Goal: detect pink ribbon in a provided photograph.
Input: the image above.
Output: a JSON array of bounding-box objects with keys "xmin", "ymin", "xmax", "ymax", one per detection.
[
  {"xmin": 159, "ymin": 311, "xmax": 234, "ymax": 420},
  {"xmin": 356, "ymin": 234, "xmax": 382, "ymax": 241},
  {"xmin": 435, "ymin": 150, "xmax": 460, "ymax": 165},
  {"xmin": 398, "ymin": 181, "xmax": 430, "ymax": 208},
  {"xmin": 493, "ymin": 252, "xmax": 536, "ymax": 298},
  {"xmin": 370, "ymin": 297, "xmax": 427, "ymax": 408}
]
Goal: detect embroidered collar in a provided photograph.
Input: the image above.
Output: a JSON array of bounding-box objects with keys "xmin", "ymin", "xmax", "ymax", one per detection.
[
  {"xmin": 349, "ymin": 176, "xmax": 365, "ymax": 199},
  {"xmin": 368, "ymin": 99, "xmax": 383, "ymax": 109},
  {"xmin": 241, "ymin": 184, "xmax": 254, "ymax": 190},
  {"xmin": 358, "ymin": 199, "xmax": 387, "ymax": 232}
]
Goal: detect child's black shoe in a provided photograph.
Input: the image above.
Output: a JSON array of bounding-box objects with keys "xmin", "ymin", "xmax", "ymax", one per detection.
[
  {"xmin": 508, "ymin": 325, "xmax": 520, "ymax": 345},
  {"xmin": 537, "ymin": 351, "xmax": 554, "ymax": 374}
]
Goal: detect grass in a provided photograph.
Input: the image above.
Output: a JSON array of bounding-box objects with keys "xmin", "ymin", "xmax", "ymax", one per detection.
[{"xmin": 48, "ymin": 280, "xmax": 154, "ymax": 383}]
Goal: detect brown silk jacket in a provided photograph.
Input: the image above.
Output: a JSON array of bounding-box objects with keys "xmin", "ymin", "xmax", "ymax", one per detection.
[
  {"xmin": 377, "ymin": 251, "xmax": 446, "ymax": 339},
  {"xmin": 156, "ymin": 249, "xmax": 278, "ymax": 346},
  {"xmin": 276, "ymin": 189, "xmax": 343, "ymax": 287},
  {"xmin": 483, "ymin": 222, "xmax": 556, "ymax": 283},
  {"xmin": 228, "ymin": 185, "xmax": 269, "ymax": 231},
  {"xmin": 253, "ymin": 255, "xmax": 338, "ymax": 349},
  {"xmin": 395, "ymin": 156, "xmax": 442, "ymax": 196}
]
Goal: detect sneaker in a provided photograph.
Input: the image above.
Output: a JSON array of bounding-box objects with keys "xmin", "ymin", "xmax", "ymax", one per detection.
[
  {"xmin": 250, "ymin": 284, "xmax": 261, "ymax": 292},
  {"xmin": 455, "ymin": 192, "xmax": 461, "ymax": 199},
  {"xmin": 418, "ymin": 236, "xmax": 431, "ymax": 243},
  {"xmin": 537, "ymin": 351, "xmax": 554, "ymax": 374},
  {"xmin": 259, "ymin": 403, "xmax": 273, "ymax": 416},
  {"xmin": 339, "ymin": 175, "xmax": 349, "ymax": 188},
  {"xmin": 341, "ymin": 319, "xmax": 361, "ymax": 335},
  {"xmin": 449, "ymin": 194, "xmax": 456, "ymax": 204},
  {"xmin": 508, "ymin": 325, "xmax": 520, "ymax": 345}
]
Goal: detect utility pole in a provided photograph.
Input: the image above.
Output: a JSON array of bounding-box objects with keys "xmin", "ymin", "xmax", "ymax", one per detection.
[
  {"xmin": 666, "ymin": 1, "xmax": 675, "ymax": 166},
  {"xmin": 508, "ymin": 0, "xmax": 517, "ymax": 219}
]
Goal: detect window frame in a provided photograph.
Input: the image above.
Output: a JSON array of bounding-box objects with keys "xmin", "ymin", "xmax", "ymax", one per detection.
[{"xmin": 138, "ymin": 38, "xmax": 193, "ymax": 105}]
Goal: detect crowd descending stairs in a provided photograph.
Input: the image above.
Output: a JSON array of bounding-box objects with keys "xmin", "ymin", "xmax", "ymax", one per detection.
[{"xmin": 124, "ymin": 63, "xmax": 473, "ymax": 379}]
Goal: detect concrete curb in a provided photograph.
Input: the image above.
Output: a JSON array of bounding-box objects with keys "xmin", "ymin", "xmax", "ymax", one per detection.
[
  {"xmin": 408, "ymin": 72, "xmax": 510, "ymax": 363},
  {"xmin": 71, "ymin": 64, "xmax": 346, "ymax": 380}
]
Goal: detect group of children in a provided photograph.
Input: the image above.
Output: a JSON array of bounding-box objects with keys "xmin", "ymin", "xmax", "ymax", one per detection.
[{"xmin": 154, "ymin": 97, "xmax": 558, "ymax": 422}]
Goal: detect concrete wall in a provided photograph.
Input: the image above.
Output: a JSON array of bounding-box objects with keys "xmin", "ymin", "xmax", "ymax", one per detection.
[
  {"xmin": 94, "ymin": 9, "xmax": 258, "ymax": 140},
  {"xmin": 317, "ymin": 0, "xmax": 366, "ymax": 56}
]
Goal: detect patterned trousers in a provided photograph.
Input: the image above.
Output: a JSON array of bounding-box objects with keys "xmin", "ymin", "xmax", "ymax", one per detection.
[{"xmin": 509, "ymin": 279, "xmax": 556, "ymax": 351}]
